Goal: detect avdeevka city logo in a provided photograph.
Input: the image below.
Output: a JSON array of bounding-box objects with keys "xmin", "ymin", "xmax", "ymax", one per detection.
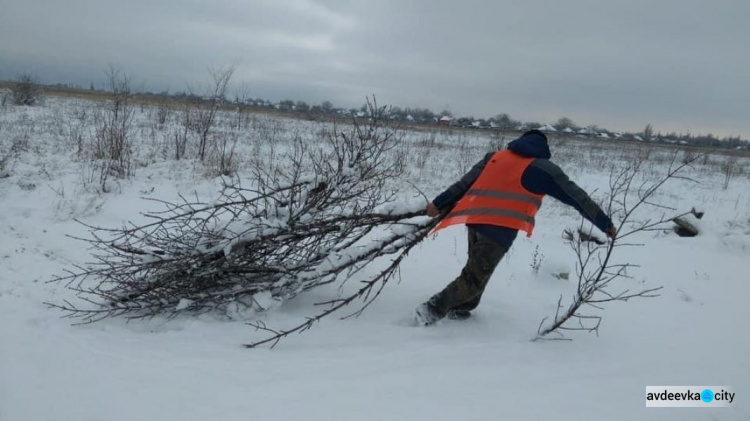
[{"xmin": 645, "ymin": 386, "xmax": 735, "ymax": 407}]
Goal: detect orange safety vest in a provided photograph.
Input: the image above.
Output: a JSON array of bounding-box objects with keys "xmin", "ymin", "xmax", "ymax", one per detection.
[{"xmin": 434, "ymin": 150, "xmax": 544, "ymax": 237}]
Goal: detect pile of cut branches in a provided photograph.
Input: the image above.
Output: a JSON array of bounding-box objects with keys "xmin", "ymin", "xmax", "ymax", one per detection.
[{"xmin": 49, "ymin": 99, "xmax": 438, "ymax": 346}]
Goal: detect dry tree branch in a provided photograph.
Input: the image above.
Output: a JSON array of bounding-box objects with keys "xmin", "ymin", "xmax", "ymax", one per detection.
[
  {"xmin": 244, "ymin": 215, "xmax": 437, "ymax": 348},
  {"xmin": 535, "ymin": 152, "xmax": 703, "ymax": 340},
  {"xmin": 48, "ymin": 97, "xmax": 433, "ymax": 348}
]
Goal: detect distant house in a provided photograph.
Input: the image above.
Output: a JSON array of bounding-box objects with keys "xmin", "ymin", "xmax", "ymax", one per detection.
[
  {"xmin": 562, "ymin": 127, "xmax": 574, "ymax": 134},
  {"xmin": 538, "ymin": 124, "xmax": 557, "ymax": 132},
  {"xmin": 406, "ymin": 114, "xmax": 415, "ymax": 122},
  {"xmin": 438, "ymin": 116, "xmax": 451, "ymax": 127},
  {"xmin": 634, "ymin": 135, "xmax": 644, "ymax": 141}
]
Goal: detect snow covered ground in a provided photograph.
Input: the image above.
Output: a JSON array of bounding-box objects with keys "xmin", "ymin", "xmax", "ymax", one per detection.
[{"xmin": 1, "ymin": 97, "xmax": 749, "ymax": 420}]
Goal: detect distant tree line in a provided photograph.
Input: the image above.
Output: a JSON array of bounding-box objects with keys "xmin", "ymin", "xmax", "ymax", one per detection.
[{"xmin": 4, "ymin": 74, "xmax": 748, "ymax": 151}]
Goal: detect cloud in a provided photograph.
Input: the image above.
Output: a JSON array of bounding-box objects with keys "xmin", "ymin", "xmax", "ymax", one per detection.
[{"xmin": 0, "ymin": 0, "xmax": 747, "ymax": 136}]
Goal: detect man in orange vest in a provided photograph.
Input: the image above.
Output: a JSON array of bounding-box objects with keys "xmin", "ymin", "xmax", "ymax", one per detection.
[{"xmin": 415, "ymin": 130, "xmax": 617, "ymax": 326}]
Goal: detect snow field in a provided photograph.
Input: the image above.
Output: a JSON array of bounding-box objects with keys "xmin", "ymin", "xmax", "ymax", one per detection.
[{"xmin": 1, "ymin": 97, "xmax": 749, "ymax": 420}]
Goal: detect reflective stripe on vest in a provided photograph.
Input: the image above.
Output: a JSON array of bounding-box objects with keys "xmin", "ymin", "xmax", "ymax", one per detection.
[
  {"xmin": 433, "ymin": 150, "xmax": 544, "ymax": 237},
  {"xmin": 464, "ymin": 189, "xmax": 543, "ymax": 207},
  {"xmin": 446, "ymin": 208, "xmax": 535, "ymax": 225}
]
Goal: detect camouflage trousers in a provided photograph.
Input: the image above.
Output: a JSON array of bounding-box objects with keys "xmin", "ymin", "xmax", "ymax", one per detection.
[{"xmin": 428, "ymin": 228, "xmax": 509, "ymax": 316}]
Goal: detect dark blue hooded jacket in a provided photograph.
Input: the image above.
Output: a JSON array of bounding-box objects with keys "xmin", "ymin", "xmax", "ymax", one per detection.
[{"xmin": 432, "ymin": 130, "xmax": 613, "ymax": 247}]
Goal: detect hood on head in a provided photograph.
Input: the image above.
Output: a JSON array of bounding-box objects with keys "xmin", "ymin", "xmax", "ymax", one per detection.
[{"xmin": 507, "ymin": 130, "xmax": 551, "ymax": 159}]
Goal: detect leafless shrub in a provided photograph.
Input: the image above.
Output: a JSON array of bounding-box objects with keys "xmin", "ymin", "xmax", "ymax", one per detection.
[
  {"xmin": 415, "ymin": 131, "xmax": 437, "ymax": 149},
  {"xmin": 488, "ymin": 132, "xmax": 507, "ymax": 152},
  {"xmin": 413, "ymin": 133, "xmax": 435, "ymax": 170},
  {"xmin": 0, "ymin": 152, "xmax": 12, "ymax": 178},
  {"xmin": 414, "ymin": 147, "xmax": 430, "ymax": 170},
  {"xmin": 721, "ymin": 155, "xmax": 739, "ymax": 190},
  {"xmin": 190, "ymin": 66, "xmax": 234, "ymax": 161},
  {"xmin": 456, "ymin": 135, "xmax": 474, "ymax": 176},
  {"xmin": 635, "ymin": 144, "xmax": 654, "ymax": 163},
  {"xmin": 168, "ymin": 103, "xmax": 193, "ymax": 160},
  {"xmin": 78, "ymin": 158, "xmax": 102, "ymax": 192},
  {"xmin": 535, "ymin": 152, "xmax": 701, "ymax": 340},
  {"xmin": 154, "ymin": 103, "xmax": 170, "ymax": 128},
  {"xmin": 252, "ymin": 116, "xmax": 285, "ymax": 144},
  {"xmin": 233, "ymin": 82, "xmax": 252, "ymax": 130},
  {"xmin": 0, "ymin": 133, "xmax": 31, "ymax": 178},
  {"xmin": 0, "ymin": 88, "xmax": 10, "ymax": 109},
  {"xmin": 681, "ymin": 148, "xmax": 698, "ymax": 165},
  {"xmin": 91, "ymin": 66, "xmax": 135, "ymax": 192},
  {"xmin": 67, "ymin": 108, "xmax": 88, "ymax": 157},
  {"xmin": 11, "ymin": 73, "xmax": 44, "ymax": 106},
  {"xmin": 206, "ymin": 130, "xmax": 239, "ymax": 177},
  {"xmin": 46, "ymin": 106, "xmax": 68, "ymax": 138}
]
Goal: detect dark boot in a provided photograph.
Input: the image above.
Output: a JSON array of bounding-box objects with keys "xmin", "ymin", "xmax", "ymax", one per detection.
[
  {"xmin": 447, "ymin": 309, "xmax": 472, "ymax": 320},
  {"xmin": 414, "ymin": 301, "xmax": 443, "ymax": 326}
]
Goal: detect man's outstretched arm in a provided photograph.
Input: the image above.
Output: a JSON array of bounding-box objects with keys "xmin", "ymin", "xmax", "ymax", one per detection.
[
  {"xmin": 429, "ymin": 152, "xmax": 494, "ymax": 214},
  {"xmin": 524, "ymin": 159, "xmax": 616, "ymax": 237}
]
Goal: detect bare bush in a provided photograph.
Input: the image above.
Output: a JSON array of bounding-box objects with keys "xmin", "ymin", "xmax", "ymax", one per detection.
[
  {"xmin": 191, "ymin": 66, "xmax": 234, "ymax": 161},
  {"xmin": 456, "ymin": 135, "xmax": 474, "ymax": 176},
  {"xmin": 11, "ymin": 73, "xmax": 44, "ymax": 106},
  {"xmin": 413, "ymin": 133, "xmax": 435, "ymax": 170},
  {"xmin": 721, "ymin": 155, "xmax": 739, "ymax": 190},
  {"xmin": 154, "ymin": 103, "xmax": 170, "ymax": 128},
  {"xmin": 0, "ymin": 133, "xmax": 31, "ymax": 178},
  {"xmin": 233, "ymin": 82, "xmax": 252, "ymax": 130},
  {"xmin": 91, "ymin": 66, "xmax": 135, "ymax": 192},
  {"xmin": 488, "ymin": 131, "xmax": 507, "ymax": 152},
  {"xmin": 0, "ymin": 151, "xmax": 12, "ymax": 178},
  {"xmin": 67, "ymin": 108, "xmax": 88, "ymax": 157},
  {"xmin": 535, "ymin": 152, "xmax": 700, "ymax": 339},
  {"xmin": 635, "ymin": 144, "xmax": 654, "ymax": 163},
  {"xmin": 207, "ymin": 130, "xmax": 239, "ymax": 177},
  {"xmin": 169, "ymin": 103, "xmax": 193, "ymax": 160},
  {"xmin": 0, "ymin": 89, "xmax": 10, "ymax": 108},
  {"xmin": 681, "ymin": 148, "xmax": 697, "ymax": 165}
]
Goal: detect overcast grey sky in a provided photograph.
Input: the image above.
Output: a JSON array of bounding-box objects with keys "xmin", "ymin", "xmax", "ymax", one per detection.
[{"xmin": 1, "ymin": 0, "xmax": 748, "ymax": 137}]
